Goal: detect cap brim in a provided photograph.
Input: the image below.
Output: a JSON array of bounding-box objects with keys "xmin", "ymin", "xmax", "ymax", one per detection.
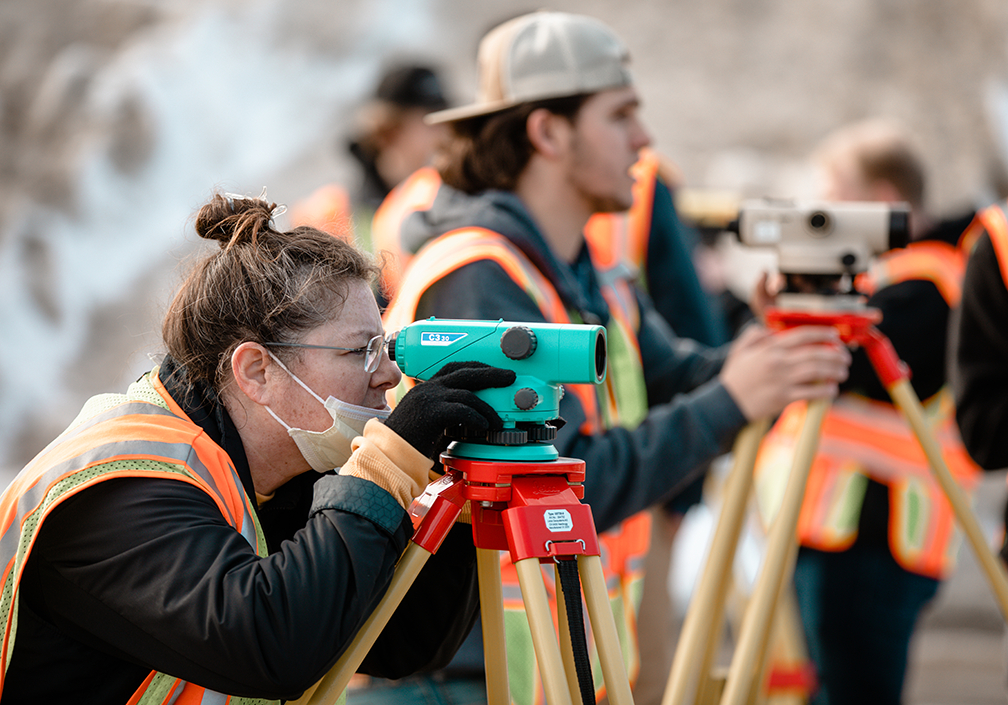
[{"xmin": 423, "ymin": 98, "xmax": 519, "ymax": 125}]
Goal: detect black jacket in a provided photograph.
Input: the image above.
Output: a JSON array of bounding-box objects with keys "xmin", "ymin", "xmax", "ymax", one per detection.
[
  {"xmin": 2, "ymin": 357, "xmax": 478, "ymax": 704},
  {"xmin": 953, "ymin": 227, "xmax": 1008, "ymax": 471}
]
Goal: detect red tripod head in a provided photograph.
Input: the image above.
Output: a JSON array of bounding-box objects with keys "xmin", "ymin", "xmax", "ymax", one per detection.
[{"xmin": 764, "ymin": 306, "xmax": 909, "ymax": 388}]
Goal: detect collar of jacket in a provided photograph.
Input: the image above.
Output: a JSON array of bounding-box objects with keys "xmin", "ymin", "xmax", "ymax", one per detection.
[{"xmin": 157, "ymin": 356, "xmax": 258, "ymax": 505}]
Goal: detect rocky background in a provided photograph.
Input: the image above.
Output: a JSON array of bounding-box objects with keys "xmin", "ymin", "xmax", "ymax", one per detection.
[{"xmin": 3, "ymin": 0, "xmax": 1008, "ymax": 472}]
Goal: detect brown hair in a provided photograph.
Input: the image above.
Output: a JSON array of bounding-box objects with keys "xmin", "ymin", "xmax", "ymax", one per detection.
[
  {"xmin": 438, "ymin": 94, "xmax": 590, "ymax": 194},
  {"xmin": 816, "ymin": 119, "xmax": 926, "ymax": 210},
  {"xmin": 163, "ymin": 192, "xmax": 380, "ymax": 391}
]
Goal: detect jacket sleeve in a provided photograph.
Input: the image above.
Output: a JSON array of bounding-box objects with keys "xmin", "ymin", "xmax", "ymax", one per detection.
[
  {"xmin": 953, "ymin": 233, "xmax": 1008, "ymax": 469},
  {"xmin": 24, "ymin": 472, "xmax": 474, "ymax": 700},
  {"xmin": 417, "ymin": 260, "xmax": 747, "ymax": 533}
]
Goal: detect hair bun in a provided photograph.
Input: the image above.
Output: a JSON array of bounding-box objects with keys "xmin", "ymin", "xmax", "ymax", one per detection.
[{"xmin": 195, "ymin": 190, "xmax": 282, "ymax": 248}]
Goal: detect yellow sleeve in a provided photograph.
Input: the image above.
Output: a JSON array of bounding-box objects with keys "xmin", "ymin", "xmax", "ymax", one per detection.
[{"xmin": 339, "ymin": 418, "xmax": 434, "ymax": 509}]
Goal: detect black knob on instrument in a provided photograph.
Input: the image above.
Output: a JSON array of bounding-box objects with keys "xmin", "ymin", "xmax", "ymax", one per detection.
[
  {"xmin": 514, "ymin": 387, "xmax": 539, "ymax": 410},
  {"xmin": 501, "ymin": 326, "xmax": 537, "ymax": 360}
]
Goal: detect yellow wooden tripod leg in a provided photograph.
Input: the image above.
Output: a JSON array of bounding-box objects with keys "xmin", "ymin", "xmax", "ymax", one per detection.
[
  {"xmin": 888, "ymin": 379, "xmax": 1008, "ymax": 619},
  {"xmin": 746, "ymin": 540, "xmax": 800, "ymax": 705},
  {"xmin": 753, "ymin": 579, "xmax": 810, "ymax": 705},
  {"xmin": 478, "ymin": 547, "xmax": 511, "ymax": 705},
  {"xmin": 719, "ymin": 398, "xmax": 830, "ymax": 705},
  {"xmin": 663, "ymin": 420, "xmax": 770, "ymax": 705},
  {"xmin": 515, "ymin": 558, "xmax": 575, "ymax": 705},
  {"xmin": 293, "ymin": 543, "xmax": 433, "ymax": 705},
  {"xmin": 555, "ymin": 562, "xmax": 584, "ymax": 705},
  {"xmin": 580, "ymin": 554, "xmax": 634, "ymax": 705}
]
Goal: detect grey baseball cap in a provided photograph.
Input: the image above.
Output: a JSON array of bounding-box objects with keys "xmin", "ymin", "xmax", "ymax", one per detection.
[{"xmin": 425, "ymin": 11, "xmax": 632, "ymax": 125}]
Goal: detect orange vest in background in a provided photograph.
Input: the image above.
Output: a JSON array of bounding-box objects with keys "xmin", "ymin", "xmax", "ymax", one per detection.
[
  {"xmin": 288, "ymin": 183, "xmax": 354, "ymax": 243},
  {"xmin": 369, "ymin": 167, "xmax": 443, "ymax": 301},
  {"xmin": 754, "ymin": 241, "xmax": 980, "ymax": 579},
  {"xmin": 962, "ymin": 201, "xmax": 1008, "ymax": 286}
]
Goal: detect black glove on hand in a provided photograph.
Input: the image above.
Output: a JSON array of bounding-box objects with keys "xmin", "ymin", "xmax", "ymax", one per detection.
[{"xmin": 384, "ymin": 361, "xmax": 516, "ymax": 460}]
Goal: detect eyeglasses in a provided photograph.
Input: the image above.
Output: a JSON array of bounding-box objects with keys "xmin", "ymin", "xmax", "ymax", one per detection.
[{"xmin": 265, "ymin": 333, "xmax": 390, "ymax": 373}]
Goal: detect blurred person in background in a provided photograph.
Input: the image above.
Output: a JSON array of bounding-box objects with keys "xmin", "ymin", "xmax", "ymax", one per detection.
[
  {"xmin": 952, "ymin": 201, "xmax": 1008, "ymax": 549},
  {"xmin": 290, "ymin": 63, "xmax": 452, "ymax": 278},
  {"xmin": 953, "ymin": 189, "xmax": 1008, "ymax": 470},
  {"xmin": 753, "ymin": 118, "xmax": 981, "ymax": 705},
  {"xmin": 378, "ymin": 11, "xmax": 851, "ymax": 704},
  {"xmin": 0, "ymin": 191, "xmax": 512, "ymax": 704}
]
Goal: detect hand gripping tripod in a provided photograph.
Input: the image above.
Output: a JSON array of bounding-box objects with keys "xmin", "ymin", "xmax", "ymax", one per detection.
[
  {"xmin": 662, "ymin": 307, "xmax": 1008, "ymax": 705},
  {"xmin": 293, "ymin": 446, "xmax": 635, "ymax": 705}
]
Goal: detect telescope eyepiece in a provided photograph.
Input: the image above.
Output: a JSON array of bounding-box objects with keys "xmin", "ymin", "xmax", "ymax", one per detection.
[{"xmin": 386, "ymin": 330, "xmax": 399, "ymax": 364}]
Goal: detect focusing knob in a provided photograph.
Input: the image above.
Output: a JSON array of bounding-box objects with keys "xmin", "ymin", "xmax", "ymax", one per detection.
[
  {"xmin": 514, "ymin": 387, "xmax": 539, "ymax": 410},
  {"xmin": 501, "ymin": 326, "xmax": 537, "ymax": 360},
  {"xmin": 486, "ymin": 429, "xmax": 528, "ymax": 445},
  {"xmin": 525, "ymin": 424, "xmax": 558, "ymax": 442}
]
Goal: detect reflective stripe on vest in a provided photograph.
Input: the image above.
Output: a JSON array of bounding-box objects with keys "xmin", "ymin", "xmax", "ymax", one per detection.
[
  {"xmin": 0, "ymin": 371, "xmax": 273, "ymax": 705},
  {"xmin": 384, "ymin": 226, "xmax": 651, "ymax": 704},
  {"xmin": 973, "ymin": 201, "xmax": 1008, "ymax": 286},
  {"xmin": 858, "ymin": 240, "xmax": 966, "ymax": 307},
  {"xmin": 753, "ymin": 244, "xmax": 980, "ymax": 579}
]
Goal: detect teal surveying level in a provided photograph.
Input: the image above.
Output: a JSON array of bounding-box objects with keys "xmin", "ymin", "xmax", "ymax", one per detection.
[{"xmin": 293, "ymin": 318, "xmax": 634, "ymax": 705}]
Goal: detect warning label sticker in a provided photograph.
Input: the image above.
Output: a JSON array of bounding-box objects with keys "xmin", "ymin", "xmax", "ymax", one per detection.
[{"xmin": 543, "ymin": 509, "xmax": 573, "ymax": 533}]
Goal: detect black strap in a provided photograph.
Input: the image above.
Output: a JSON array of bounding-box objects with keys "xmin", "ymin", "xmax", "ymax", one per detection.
[{"xmin": 556, "ymin": 558, "xmax": 595, "ymax": 705}]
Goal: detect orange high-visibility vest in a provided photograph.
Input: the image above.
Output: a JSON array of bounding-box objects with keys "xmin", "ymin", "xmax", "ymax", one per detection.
[
  {"xmin": 0, "ymin": 370, "xmax": 277, "ymax": 705},
  {"xmin": 288, "ymin": 183, "xmax": 354, "ymax": 243},
  {"xmin": 754, "ymin": 241, "xmax": 980, "ymax": 579},
  {"xmin": 370, "ymin": 166, "xmax": 443, "ymax": 300},
  {"xmin": 962, "ymin": 201, "xmax": 1008, "ymax": 284},
  {"xmin": 384, "ymin": 227, "xmax": 651, "ymax": 705}
]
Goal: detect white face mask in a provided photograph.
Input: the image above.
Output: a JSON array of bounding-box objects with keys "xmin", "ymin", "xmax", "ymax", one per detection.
[{"xmin": 265, "ymin": 351, "xmax": 391, "ymax": 472}]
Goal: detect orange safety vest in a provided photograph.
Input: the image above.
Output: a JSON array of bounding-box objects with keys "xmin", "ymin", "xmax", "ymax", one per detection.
[
  {"xmin": 384, "ymin": 227, "xmax": 651, "ymax": 705},
  {"xmin": 962, "ymin": 201, "xmax": 1008, "ymax": 283},
  {"xmin": 288, "ymin": 183, "xmax": 355, "ymax": 243},
  {"xmin": 370, "ymin": 166, "xmax": 443, "ymax": 300},
  {"xmin": 0, "ymin": 370, "xmax": 277, "ymax": 705},
  {"xmin": 754, "ymin": 241, "xmax": 980, "ymax": 579}
]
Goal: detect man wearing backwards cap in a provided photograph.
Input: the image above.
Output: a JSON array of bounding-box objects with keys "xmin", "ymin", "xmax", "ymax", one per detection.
[{"xmin": 380, "ymin": 11, "xmax": 850, "ymax": 705}]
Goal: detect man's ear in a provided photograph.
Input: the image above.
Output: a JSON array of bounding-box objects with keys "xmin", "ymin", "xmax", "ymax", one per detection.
[
  {"xmin": 527, "ymin": 108, "xmax": 571, "ymax": 160},
  {"xmin": 231, "ymin": 342, "xmax": 274, "ymax": 404}
]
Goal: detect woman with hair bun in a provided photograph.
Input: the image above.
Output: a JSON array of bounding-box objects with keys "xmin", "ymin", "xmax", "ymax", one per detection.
[{"xmin": 0, "ymin": 191, "xmax": 512, "ymax": 704}]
